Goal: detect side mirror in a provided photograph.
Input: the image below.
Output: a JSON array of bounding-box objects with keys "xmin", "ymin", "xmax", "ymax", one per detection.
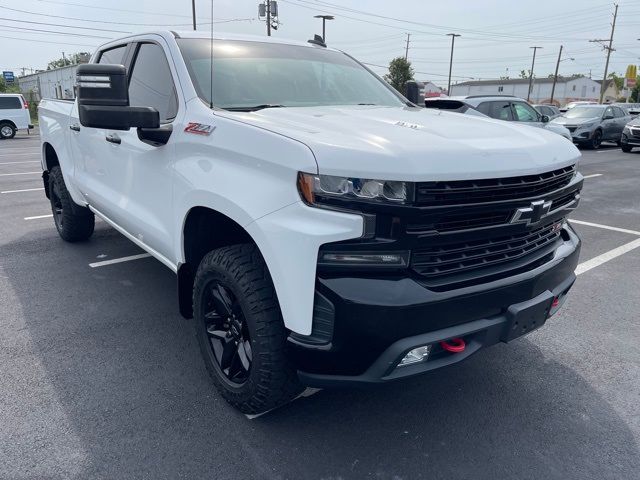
[
  {"xmin": 76, "ymin": 64, "xmax": 159, "ymax": 131},
  {"xmin": 404, "ymin": 81, "xmax": 420, "ymax": 105},
  {"xmin": 541, "ymin": 114, "xmax": 550, "ymax": 123},
  {"xmin": 603, "ymin": 113, "xmax": 614, "ymax": 120}
]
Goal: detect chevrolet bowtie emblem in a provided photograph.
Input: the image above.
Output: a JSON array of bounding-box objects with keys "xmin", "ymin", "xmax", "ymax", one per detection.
[{"xmin": 511, "ymin": 200, "xmax": 553, "ymax": 225}]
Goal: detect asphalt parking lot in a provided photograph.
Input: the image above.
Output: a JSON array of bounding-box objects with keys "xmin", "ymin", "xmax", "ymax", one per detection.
[{"xmin": 1, "ymin": 130, "xmax": 639, "ymax": 480}]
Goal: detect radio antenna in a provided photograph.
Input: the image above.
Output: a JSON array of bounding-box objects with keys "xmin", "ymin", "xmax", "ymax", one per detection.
[{"xmin": 209, "ymin": 0, "xmax": 214, "ymax": 109}]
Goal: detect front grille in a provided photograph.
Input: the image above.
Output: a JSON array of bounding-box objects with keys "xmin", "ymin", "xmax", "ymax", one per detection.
[
  {"xmin": 631, "ymin": 128, "xmax": 640, "ymax": 138},
  {"xmin": 415, "ymin": 165, "xmax": 575, "ymax": 206},
  {"xmin": 411, "ymin": 222, "xmax": 562, "ymax": 279}
]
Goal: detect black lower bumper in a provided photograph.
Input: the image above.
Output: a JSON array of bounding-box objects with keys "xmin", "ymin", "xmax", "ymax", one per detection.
[
  {"xmin": 621, "ymin": 133, "xmax": 640, "ymax": 146},
  {"xmin": 290, "ymin": 225, "xmax": 581, "ymax": 387}
]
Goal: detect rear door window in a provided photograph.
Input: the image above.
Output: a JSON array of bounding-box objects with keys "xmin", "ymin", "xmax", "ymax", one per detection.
[
  {"xmin": 477, "ymin": 101, "xmax": 513, "ymax": 121},
  {"xmin": 0, "ymin": 97, "xmax": 21, "ymax": 109}
]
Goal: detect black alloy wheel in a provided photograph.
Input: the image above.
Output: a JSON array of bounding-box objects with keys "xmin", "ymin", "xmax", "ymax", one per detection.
[
  {"xmin": 201, "ymin": 282, "xmax": 252, "ymax": 385},
  {"xmin": 50, "ymin": 179, "xmax": 65, "ymax": 231}
]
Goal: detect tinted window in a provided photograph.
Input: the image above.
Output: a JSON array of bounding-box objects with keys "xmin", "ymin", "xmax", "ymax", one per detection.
[
  {"xmin": 476, "ymin": 101, "xmax": 513, "ymax": 121},
  {"xmin": 604, "ymin": 107, "xmax": 614, "ymax": 118},
  {"xmin": 512, "ymin": 102, "xmax": 540, "ymax": 122},
  {"xmin": 0, "ymin": 97, "xmax": 21, "ymax": 109},
  {"xmin": 98, "ymin": 45, "xmax": 128, "ymax": 65},
  {"xmin": 613, "ymin": 107, "xmax": 626, "ymax": 118},
  {"xmin": 128, "ymin": 43, "xmax": 178, "ymax": 123}
]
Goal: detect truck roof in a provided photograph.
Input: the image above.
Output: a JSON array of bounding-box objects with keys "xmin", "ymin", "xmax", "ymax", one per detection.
[{"xmin": 97, "ymin": 30, "xmax": 340, "ymax": 53}]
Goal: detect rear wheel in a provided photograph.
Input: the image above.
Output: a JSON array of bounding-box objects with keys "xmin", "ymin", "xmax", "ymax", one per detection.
[
  {"xmin": 621, "ymin": 145, "xmax": 633, "ymax": 153},
  {"xmin": 193, "ymin": 244, "xmax": 302, "ymax": 414},
  {"xmin": 0, "ymin": 122, "xmax": 16, "ymax": 139},
  {"xmin": 48, "ymin": 166, "xmax": 95, "ymax": 242},
  {"xmin": 588, "ymin": 129, "xmax": 603, "ymax": 149}
]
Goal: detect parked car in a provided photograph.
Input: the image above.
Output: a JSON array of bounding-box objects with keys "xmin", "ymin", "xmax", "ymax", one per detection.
[
  {"xmin": 38, "ymin": 31, "xmax": 583, "ymax": 414},
  {"xmin": 551, "ymin": 104, "xmax": 631, "ymax": 149},
  {"xmin": 0, "ymin": 93, "xmax": 33, "ymax": 139},
  {"xmin": 613, "ymin": 102, "xmax": 640, "ymax": 118},
  {"xmin": 533, "ymin": 104, "xmax": 561, "ymax": 120},
  {"xmin": 620, "ymin": 117, "xmax": 640, "ymax": 152},
  {"xmin": 424, "ymin": 95, "xmax": 572, "ymax": 140},
  {"xmin": 559, "ymin": 101, "xmax": 597, "ymax": 113}
]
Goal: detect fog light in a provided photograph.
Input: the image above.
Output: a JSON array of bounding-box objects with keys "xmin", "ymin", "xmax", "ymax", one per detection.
[{"xmin": 398, "ymin": 345, "xmax": 431, "ymax": 367}]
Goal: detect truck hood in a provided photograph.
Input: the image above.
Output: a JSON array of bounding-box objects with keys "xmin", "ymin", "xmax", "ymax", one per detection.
[{"xmin": 221, "ymin": 106, "xmax": 580, "ymax": 181}]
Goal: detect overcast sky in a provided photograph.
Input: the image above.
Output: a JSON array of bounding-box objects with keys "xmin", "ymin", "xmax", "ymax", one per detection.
[{"xmin": 1, "ymin": 0, "xmax": 639, "ymax": 87}]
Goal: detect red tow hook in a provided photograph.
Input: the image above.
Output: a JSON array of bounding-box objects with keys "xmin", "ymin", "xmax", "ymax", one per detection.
[{"xmin": 440, "ymin": 338, "xmax": 466, "ymax": 353}]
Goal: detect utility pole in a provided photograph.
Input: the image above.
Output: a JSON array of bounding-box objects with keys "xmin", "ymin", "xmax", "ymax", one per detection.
[
  {"xmin": 591, "ymin": 4, "xmax": 618, "ymax": 104},
  {"xmin": 446, "ymin": 33, "xmax": 461, "ymax": 95},
  {"xmin": 62, "ymin": 52, "xmax": 67, "ymax": 66},
  {"xmin": 404, "ymin": 33, "xmax": 411, "ymax": 61},
  {"xmin": 527, "ymin": 46, "xmax": 542, "ymax": 102},
  {"xmin": 267, "ymin": 0, "xmax": 271, "ymax": 36},
  {"xmin": 192, "ymin": 0, "xmax": 196, "ymax": 30},
  {"xmin": 550, "ymin": 45, "xmax": 563, "ymax": 105}
]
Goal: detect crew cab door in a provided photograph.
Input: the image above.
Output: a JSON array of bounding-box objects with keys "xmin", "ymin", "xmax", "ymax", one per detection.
[
  {"xmin": 601, "ymin": 106, "xmax": 617, "ymax": 140},
  {"xmin": 74, "ymin": 39, "xmax": 181, "ymax": 261}
]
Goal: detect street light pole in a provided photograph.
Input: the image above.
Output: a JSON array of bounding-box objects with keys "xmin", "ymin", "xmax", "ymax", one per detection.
[
  {"xmin": 446, "ymin": 33, "xmax": 461, "ymax": 95},
  {"xmin": 527, "ymin": 46, "xmax": 542, "ymax": 102},
  {"xmin": 314, "ymin": 15, "xmax": 334, "ymax": 42}
]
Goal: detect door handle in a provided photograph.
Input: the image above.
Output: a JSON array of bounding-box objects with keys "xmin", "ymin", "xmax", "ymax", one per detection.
[
  {"xmin": 69, "ymin": 124, "xmax": 80, "ymax": 132},
  {"xmin": 105, "ymin": 133, "xmax": 121, "ymax": 145}
]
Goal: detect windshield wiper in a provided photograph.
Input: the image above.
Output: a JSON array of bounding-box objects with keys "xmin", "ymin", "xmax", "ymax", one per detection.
[{"xmin": 224, "ymin": 104, "xmax": 286, "ymax": 112}]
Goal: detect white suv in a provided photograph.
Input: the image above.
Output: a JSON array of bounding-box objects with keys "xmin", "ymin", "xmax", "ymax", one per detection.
[{"xmin": 0, "ymin": 93, "xmax": 33, "ymax": 139}]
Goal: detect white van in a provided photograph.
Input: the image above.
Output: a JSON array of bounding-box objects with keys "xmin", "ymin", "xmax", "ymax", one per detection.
[{"xmin": 0, "ymin": 93, "xmax": 33, "ymax": 139}]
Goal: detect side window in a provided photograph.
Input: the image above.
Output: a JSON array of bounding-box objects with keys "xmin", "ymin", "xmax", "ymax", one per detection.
[
  {"xmin": 98, "ymin": 45, "xmax": 128, "ymax": 65},
  {"xmin": 614, "ymin": 107, "xmax": 626, "ymax": 118},
  {"xmin": 476, "ymin": 101, "xmax": 513, "ymax": 121},
  {"xmin": 0, "ymin": 97, "xmax": 21, "ymax": 109},
  {"xmin": 512, "ymin": 102, "xmax": 540, "ymax": 122},
  {"xmin": 128, "ymin": 43, "xmax": 178, "ymax": 123},
  {"xmin": 604, "ymin": 107, "xmax": 613, "ymax": 118}
]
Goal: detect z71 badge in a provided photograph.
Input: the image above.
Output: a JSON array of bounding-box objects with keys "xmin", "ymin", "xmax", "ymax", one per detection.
[{"xmin": 184, "ymin": 123, "xmax": 215, "ymax": 135}]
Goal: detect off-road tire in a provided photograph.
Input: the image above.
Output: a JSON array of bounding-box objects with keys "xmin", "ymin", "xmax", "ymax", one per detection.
[
  {"xmin": 48, "ymin": 166, "xmax": 95, "ymax": 242},
  {"xmin": 193, "ymin": 244, "xmax": 303, "ymax": 414}
]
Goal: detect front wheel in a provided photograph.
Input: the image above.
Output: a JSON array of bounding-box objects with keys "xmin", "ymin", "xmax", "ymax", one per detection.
[
  {"xmin": 588, "ymin": 129, "xmax": 603, "ymax": 149},
  {"xmin": 0, "ymin": 122, "xmax": 16, "ymax": 139},
  {"xmin": 193, "ymin": 244, "xmax": 303, "ymax": 414},
  {"xmin": 621, "ymin": 144, "xmax": 633, "ymax": 153},
  {"xmin": 48, "ymin": 166, "xmax": 95, "ymax": 242}
]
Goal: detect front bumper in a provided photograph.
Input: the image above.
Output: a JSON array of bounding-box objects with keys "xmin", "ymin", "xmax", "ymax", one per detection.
[
  {"xmin": 621, "ymin": 132, "xmax": 640, "ymax": 146},
  {"xmin": 291, "ymin": 224, "xmax": 581, "ymax": 387}
]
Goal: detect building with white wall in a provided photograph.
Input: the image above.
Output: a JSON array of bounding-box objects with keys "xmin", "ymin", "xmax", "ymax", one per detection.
[
  {"xmin": 18, "ymin": 65, "xmax": 79, "ymax": 102},
  {"xmin": 449, "ymin": 76, "xmax": 606, "ymax": 105}
]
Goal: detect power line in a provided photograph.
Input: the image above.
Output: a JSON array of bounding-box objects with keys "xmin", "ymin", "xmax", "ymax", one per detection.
[
  {"xmin": 0, "ymin": 23, "xmax": 112, "ymax": 39},
  {"xmin": 0, "ymin": 32, "xmax": 97, "ymax": 47},
  {"xmin": 0, "ymin": 16, "xmax": 130, "ymax": 33}
]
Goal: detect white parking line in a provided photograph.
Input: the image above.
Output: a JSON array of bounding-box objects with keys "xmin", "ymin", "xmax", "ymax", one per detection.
[
  {"xmin": 0, "ymin": 171, "xmax": 41, "ymax": 177},
  {"xmin": 24, "ymin": 214, "xmax": 53, "ymax": 220},
  {"xmin": 576, "ymin": 238, "xmax": 640, "ymax": 275},
  {"xmin": 0, "ymin": 160, "xmax": 40, "ymax": 165},
  {"xmin": 582, "ymin": 173, "xmax": 603, "ymax": 179},
  {"xmin": 89, "ymin": 253, "xmax": 152, "ymax": 268},
  {"xmin": 570, "ymin": 219, "xmax": 640, "ymax": 236},
  {"xmin": 1, "ymin": 187, "xmax": 44, "ymax": 194},
  {"xmin": 0, "ymin": 153, "xmax": 39, "ymax": 158}
]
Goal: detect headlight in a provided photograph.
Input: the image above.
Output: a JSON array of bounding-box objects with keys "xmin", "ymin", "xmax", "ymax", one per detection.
[{"xmin": 298, "ymin": 172, "xmax": 413, "ymax": 206}]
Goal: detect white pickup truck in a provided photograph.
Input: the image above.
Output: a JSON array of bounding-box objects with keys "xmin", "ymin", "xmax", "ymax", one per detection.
[{"xmin": 39, "ymin": 31, "xmax": 583, "ymax": 414}]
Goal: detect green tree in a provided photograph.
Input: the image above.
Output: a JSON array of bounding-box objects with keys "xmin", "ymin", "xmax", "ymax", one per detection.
[
  {"xmin": 0, "ymin": 76, "xmax": 20, "ymax": 93},
  {"xmin": 384, "ymin": 57, "xmax": 414, "ymax": 93},
  {"xmin": 47, "ymin": 52, "xmax": 90, "ymax": 70},
  {"xmin": 607, "ymin": 72, "xmax": 624, "ymax": 91}
]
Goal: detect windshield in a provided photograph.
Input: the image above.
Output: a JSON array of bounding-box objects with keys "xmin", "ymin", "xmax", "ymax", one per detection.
[
  {"xmin": 177, "ymin": 39, "xmax": 405, "ymax": 110},
  {"xmin": 564, "ymin": 107, "xmax": 605, "ymax": 119}
]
